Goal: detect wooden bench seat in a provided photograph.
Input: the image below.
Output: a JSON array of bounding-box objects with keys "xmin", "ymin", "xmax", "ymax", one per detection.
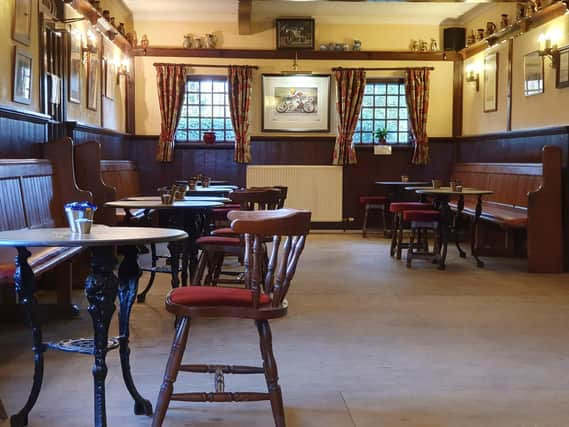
[
  {"xmin": 0, "ymin": 138, "xmax": 92, "ymax": 311},
  {"xmin": 449, "ymin": 145, "xmax": 562, "ymax": 273}
]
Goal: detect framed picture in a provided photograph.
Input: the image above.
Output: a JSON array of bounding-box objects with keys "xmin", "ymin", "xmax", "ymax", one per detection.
[
  {"xmin": 483, "ymin": 52, "xmax": 498, "ymax": 112},
  {"xmin": 13, "ymin": 47, "xmax": 32, "ymax": 104},
  {"xmin": 12, "ymin": 0, "xmax": 32, "ymax": 45},
  {"xmin": 262, "ymin": 74, "xmax": 330, "ymax": 132},
  {"xmin": 556, "ymin": 46, "xmax": 569, "ymax": 89},
  {"xmin": 103, "ymin": 57, "xmax": 115, "ymax": 100},
  {"xmin": 524, "ymin": 51, "xmax": 544, "ymax": 96},
  {"xmin": 86, "ymin": 52, "xmax": 100, "ymax": 111},
  {"xmin": 69, "ymin": 57, "xmax": 81, "ymax": 104},
  {"xmin": 276, "ymin": 18, "xmax": 315, "ymax": 50}
]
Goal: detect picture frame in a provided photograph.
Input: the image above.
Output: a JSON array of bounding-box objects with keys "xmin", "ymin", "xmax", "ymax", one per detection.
[
  {"xmin": 483, "ymin": 52, "xmax": 498, "ymax": 113},
  {"xmin": 275, "ymin": 18, "xmax": 315, "ymax": 50},
  {"xmin": 12, "ymin": 0, "xmax": 32, "ymax": 46},
  {"xmin": 103, "ymin": 57, "xmax": 115, "ymax": 100},
  {"xmin": 86, "ymin": 52, "xmax": 100, "ymax": 111},
  {"xmin": 524, "ymin": 51, "xmax": 544, "ymax": 96},
  {"xmin": 69, "ymin": 57, "xmax": 81, "ymax": 104},
  {"xmin": 262, "ymin": 74, "xmax": 330, "ymax": 132},
  {"xmin": 556, "ymin": 46, "xmax": 569, "ymax": 89},
  {"xmin": 13, "ymin": 47, "xmax": 32, "ymax": 105}
]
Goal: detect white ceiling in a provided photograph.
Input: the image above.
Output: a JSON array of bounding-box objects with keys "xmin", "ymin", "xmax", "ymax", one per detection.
[{"xmin": 123, "ymin": 0, "xmax": 481, "ymax": 25}]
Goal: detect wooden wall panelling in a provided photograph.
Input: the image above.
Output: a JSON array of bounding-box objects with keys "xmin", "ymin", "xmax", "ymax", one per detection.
[
  {"xmin": 63, "ymin": 121, "xmax": 130, "ymax": 160},
  {"xmin": 0, "ymin": 107, "xmax": 50, "ymax": 158}
]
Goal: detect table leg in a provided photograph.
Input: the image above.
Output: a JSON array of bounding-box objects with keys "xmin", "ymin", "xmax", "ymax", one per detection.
[
  {"xmin": 11, "ymin": 247, "xmax": 46, "ymax": 427},
  {"xmin": 471, "ymin": 195, "xmax": 485, "ymax": 268},
  {"xmin": 438, "ymin": 196, "xmax": 451, "ymax": 270},
  {"xmin": 85, "ymin": 246, "xmax": 118, "ymax": 427},
  {"xmin": 117, "ymin": 246, "xmax": 153, "ymax": 416},
  {"xmin": 167, "ymin": 241, "xmax": 183, "ymax": 289},
  {"xmin": 454, "ymin": 195, "xmax": 467, "ymax": 258}
]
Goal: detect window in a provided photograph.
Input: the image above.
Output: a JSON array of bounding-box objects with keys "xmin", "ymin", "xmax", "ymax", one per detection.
[
  {"xmin": 175, "ymin": 77, "xmax": 235, "ymax": 143},
  {"xmin": 353, "ymin": 79, "xmax": 409, "ymax": 144}
]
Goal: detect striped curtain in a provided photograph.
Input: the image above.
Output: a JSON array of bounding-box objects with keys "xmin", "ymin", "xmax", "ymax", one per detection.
[
  {"xmin": 155, "ymin": 64, "xmax": 186, "ymax": 162},
  {"xmin": 332, "ymin": 69, "xmax": 366, "ymax": 165},
  {"xmin": 405, "ymin": 68, "xmax": 431, "ymax": 166},
  {"xmin": 228, "ymin": 66, "xmax": 253, "ymax": 164}
]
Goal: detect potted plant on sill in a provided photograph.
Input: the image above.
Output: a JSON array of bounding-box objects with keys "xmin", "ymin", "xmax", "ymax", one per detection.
[
  {"xmin": 374, "ymin": 127, "xmax": 388, "ymax": 145},
  {"xmin": 203, "ymin": 130, "xmax": 216, "ymax": 144}
]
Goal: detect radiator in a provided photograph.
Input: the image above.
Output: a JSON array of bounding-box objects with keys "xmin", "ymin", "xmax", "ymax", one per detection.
[{"xmin": 246, "ymin": 165, "xmax": 343, "ymax": 222}]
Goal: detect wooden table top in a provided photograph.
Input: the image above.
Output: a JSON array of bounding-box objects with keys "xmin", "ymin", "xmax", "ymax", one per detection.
[
  {"xmin": 0, "ymin": 225, "xmax": 188, "ymax": 247},
  {"xmin": 375, "ymin": 181, "xmax": 431, "ymax": 186},
  {"xmin": 126, "ymin": 195, "xmax": 231, "ymax": 203},
  {"xmin": 413, "ymin": 187, "xmax": 494, "ymax": 196},
  {"xmin": 106, "ymin": 199, "xmax": 224, "ymax": 209}
]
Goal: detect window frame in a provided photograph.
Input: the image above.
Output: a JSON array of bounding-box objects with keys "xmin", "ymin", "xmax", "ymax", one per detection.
[
  {"xmin": 354, "ymin": 78, "xmax": 410, "ymax": 145},
  {"xmin": 175, "ymin": 75, "xmax": 234, "ymax": 144}
]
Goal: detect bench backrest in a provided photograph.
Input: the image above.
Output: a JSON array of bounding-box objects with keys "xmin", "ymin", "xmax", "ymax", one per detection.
[
  {"xmin": 100, "ymin": 160, "xmax": 140, "ymax": 199},
  {"xmin": 451, "ymin": 163, "xmax": 543, "ymax": 208}
]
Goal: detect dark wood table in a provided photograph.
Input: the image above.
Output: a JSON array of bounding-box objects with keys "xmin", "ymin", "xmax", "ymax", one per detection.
[
  {"xmin": 414, "ymin": 187, "xmax": 494, "ymax": 269},
  {"xmin": 0, "ymin": 225, "xmax": 187, "ymax": 427},
  {"xmin": 126, "ymin": 195, "xmax": 231, "ymax": 203},
  {"xmin": 186, "ymin": 185, "xmax": 236, "ymax": 197}
]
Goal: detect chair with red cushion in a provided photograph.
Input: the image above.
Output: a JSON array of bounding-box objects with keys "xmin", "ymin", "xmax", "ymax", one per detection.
[
  {"xmin": 359, "ymin": 195, "xmax": 388, "ymax": 238},
  {"xmin": 389, "ymin": 202, "xmax": 434, "ymax": 259},
  {"xmin": 152, "ymin": 208, "xmax": 311, "ymax": 427},
  {"xmin": 402, "ymin": 209, "xmax": 445, "ymax": 268}
]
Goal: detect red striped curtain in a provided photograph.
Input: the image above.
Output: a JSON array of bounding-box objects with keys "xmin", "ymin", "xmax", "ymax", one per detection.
[
  {"xmin": 332, "ymin": 69, "xmax": 366, "ymax": 165},
  {"xmin": 228, "ymin": 66, "xmax": 253, "ymax": 164},
  {"xmin": 405, "ymin": 68, "xmax": 431, "ymax": 166},
  {"xmin": 155, "ymin": 64, "xmax": 187, "ymax": 162}
]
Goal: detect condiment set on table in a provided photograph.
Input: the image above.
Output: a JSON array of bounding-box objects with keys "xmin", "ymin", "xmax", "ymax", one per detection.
[{"xmin": 64, "ymin": 201, "xmax": 97, "ymax": 234}]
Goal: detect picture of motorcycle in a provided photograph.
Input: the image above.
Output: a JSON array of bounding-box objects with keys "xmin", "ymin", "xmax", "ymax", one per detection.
[{"xmin": 275, "ymin": 90, "xmax": 316, "ymax": 114}]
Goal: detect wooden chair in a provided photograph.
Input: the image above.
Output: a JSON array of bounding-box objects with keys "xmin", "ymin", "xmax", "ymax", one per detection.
[
  {"xmin": 0, "ymin": 397, "xmax": 7, "ymax": 420},
  {"xmin": 152, "ymin": 208, "xmax": 311, "ymax": 427}
]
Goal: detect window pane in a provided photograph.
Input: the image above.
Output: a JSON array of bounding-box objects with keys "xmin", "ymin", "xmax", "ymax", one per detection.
[
  {"xmin": 200, "ymin": 105, "xmax": 212, "ymax": 116},
  {"xmin": 215, "ymin": 130, "xmax": 224, "ymax": 140},
  {"xmin": 387, "ymin": 84, "xmax": 399, "ymax": 95},
  {"xmin": 213, "ymin": 81, "xmax": 226, "ymax": 92},
  {"xmin": 399, "ymin": 96, "xmax": 406, "ymax": 106},
  {"xmin": 187, "ymin": 93, "xmax": 199, "ymax": 104},
  {"xmin": 213, "ymin": 106, "xmax": 225, "ymax": 117},
  {"xmin": 398, "ymin": 132, "xmax": 408, "ymax": 142},
  {"xmin": 200, "ymin": 93, "xmax": 212, "ymax": 105},
  {"xmin": 374, "ymin": 95, "xmax": 386, "ymax": 106},
  {"xmin": 374, "ymin": 84, "xmax": 386, "ymax": 95},
  {"xmin": 178, "ymin": 118, "xmax": 188, "ymax": 129},
  {"xmin": 361, "ymin": 120, "xmax": 373, "ymax": 131},
  {"xmin": 386, "ymin": 108, "xmax": 398, "ymax": 119},
  {"xmin": 362, "ymin": 95, "xmax": 373, "ymax": 107},
  {"xmin": 200, "ymin": 80, "xmax": 212, "ymax": 92},
  {"xmin": 361, "ymin": 108, "xmax": 373, "ymax": 120},
  {"xmin": 399, "ymin": 120, "xmax": 408, "ymax": 132},
  {"xmin": 201, "ymin": 118, "xmax": 212, "ymax": 129},
  {"xmin": 226, "ymin": 131, "xmax": 235, "ymax": 140},
  {"xmin": 175, "ymin": 130, "xmax": 186, "ymax": 141},
  {"xmin": 386, "ymin": 120, "xmax": 398, "ymax": 131},
  {"xmin": 376, "ymin": 109, "xmax": 386, "ymax": 120},
  {"xmin": 386, "ymin": 132, "xmax": 397, "ymax": 143},
  {"xmin": 387, "ymin": 96, "xmax": 398, "ymax": 107},
  {"xmin": 188, "ymin": 106, "xmax": 199, "ymax": 116},
  {"xmin": 189, "ymin": 130, "xmax": 200, "ymax": 141},
  {"xmin": 361, "ymin": 132, "xmax": 373, "ymax": 143},
  {"xmin": 189, "ymin": 118, "xmax": 199, "ymax": 129},
  {"xmin": 353, "ymin": 133, "xmax": 362, "ymax": 143},
  {"xmin": 187, "ymin": 81, "xmax": 199, "ymax": 91},
  {"xmin": 364, "ymin": 85, "xmax": 374, "ymax": 94},
  {"xmin": 213, "ymin": 94, "xmax": 226, "ymax": 105},
  {"xmin": 399, "ymin": 108, "xmax": 408, "ymax": 120},
  {"xmin": 213, "ymin": 118, "xmax": 225, "ymax": 129}
]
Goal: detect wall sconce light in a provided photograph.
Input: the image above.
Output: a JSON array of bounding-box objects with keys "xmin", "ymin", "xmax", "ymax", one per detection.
[
  {"xmin": 116, "ymin": 57, "xmax": 130, "ymax": 84},
  {"xmin": 465, "ymin": 64, "xmax": 480, "ymax": 91},
  {"xmin": 82, "ymin": 30, "xmax": 98, "ymax": 59},
  {"xmin": 538, "ymin": 33, "xmax": 559, "ymax": 67}
]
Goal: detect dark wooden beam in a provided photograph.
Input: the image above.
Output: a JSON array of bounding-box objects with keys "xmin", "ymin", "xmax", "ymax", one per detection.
[
  {"xmin": 452, "ymin": 56, "xmax": 463, "ymax": 137},
  {"xmin": 506, "ymin": 38, "xmax": 513, "ymax": 131}
]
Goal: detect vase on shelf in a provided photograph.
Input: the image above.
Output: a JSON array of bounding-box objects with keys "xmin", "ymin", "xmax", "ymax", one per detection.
[{"xmin": 203, "ymin": 131, "xmax": 216, "ymax": 144}]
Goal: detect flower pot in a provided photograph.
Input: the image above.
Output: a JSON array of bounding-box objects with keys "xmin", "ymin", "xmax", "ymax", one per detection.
[{"xmin": 203, "ymin": 131, "xmax": 216, "ymax": 144}]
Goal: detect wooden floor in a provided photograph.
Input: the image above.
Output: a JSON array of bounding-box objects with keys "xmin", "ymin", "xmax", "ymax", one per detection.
[{"xmin": 2, "ymin": 233, "xmax": 569, "ymax": 426}]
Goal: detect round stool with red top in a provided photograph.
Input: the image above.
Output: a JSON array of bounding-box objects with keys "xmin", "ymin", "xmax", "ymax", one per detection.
[
  {"xmin": 389, "ymin": 202, "xmax": 433, "ymax": 259},
  {"xmin": 359, "ymin": 196, "xmax": 388, "ymax": 238}
]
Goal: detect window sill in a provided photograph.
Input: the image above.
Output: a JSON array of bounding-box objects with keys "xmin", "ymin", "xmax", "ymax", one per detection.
[
  {"xmin": 355, "ymin": 144, "xmax": 413, "ymax": 151},
  {"xmin": 175, "ymin": 142, "xmax": 234, "ymax": 150}
]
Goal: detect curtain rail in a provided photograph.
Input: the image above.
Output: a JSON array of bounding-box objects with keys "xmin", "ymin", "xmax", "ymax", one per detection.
[
  {"xmin": 332, "ymin": 67, "xmax": 434, "ymax": 71},
  {"xmin": 153, "ymin": 63, "xmax": 259, "ymax": 69}
]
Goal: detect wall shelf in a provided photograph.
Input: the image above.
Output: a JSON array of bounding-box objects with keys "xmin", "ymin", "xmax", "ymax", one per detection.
[
  {"xmin": 130, "ymin": 47, "xmax": 457, "ymax": 62},
  {"xmin": 68, "ymin": 0, "xmax": 131, "ymax": 53},
  {"xmin": 460, "ymin": 1, "xmax": 568, "ymax": 60}
]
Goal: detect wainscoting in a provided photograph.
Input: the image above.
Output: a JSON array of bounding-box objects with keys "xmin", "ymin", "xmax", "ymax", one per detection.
[{"xmin": 0, "ymin": 106, "xmax": 50, "ymax": 158}]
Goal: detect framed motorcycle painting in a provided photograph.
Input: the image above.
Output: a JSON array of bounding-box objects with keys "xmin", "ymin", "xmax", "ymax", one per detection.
[{"xmin": 262, "ymin": 74, "xmax": 330, "ymax": 132}]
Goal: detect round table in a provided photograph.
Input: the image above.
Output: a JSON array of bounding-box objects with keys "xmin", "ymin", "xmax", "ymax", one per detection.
[
  {"xmin": 186, "ymin": 185, "xmax": 236, "ymax": 197},
  {"xmin": 0, "ymin": 225, "xmax": 187, "ymax": 427},
  {"xmin": 414, "ymin": 187, "xmax": 494, "ymax": 269},
  {"xmin": 126, "ymin": 195, "xmax": 231, "ymax": 203},
  {"xmin": 105, "ymin": 199, "xmax": 224, "ymax": 296}
]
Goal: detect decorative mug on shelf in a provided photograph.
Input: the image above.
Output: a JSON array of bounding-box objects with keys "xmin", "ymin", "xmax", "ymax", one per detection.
[
  {"xmin": 203, "ymin": 131, "xmax": 216, "ymax": 144},
  {"xmin": 500, "ymin": 14, "xmax": 509, "ymax": 29},
  {"xmin": 485, "ymin": 22, "xmax": 497, "ymax": 37}
]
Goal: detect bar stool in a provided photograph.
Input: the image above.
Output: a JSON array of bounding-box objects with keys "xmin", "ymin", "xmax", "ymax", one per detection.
[
  {"xmin": 389, "ymin": 202, "xmax": 433, "ymax": 259},
  {"xmin": 359, "ymin": 196, "xmax": 387, "ymax": 238},
  {"xmin": 403, "ymin": 209, "xmax": 444, "ymax": 268}
]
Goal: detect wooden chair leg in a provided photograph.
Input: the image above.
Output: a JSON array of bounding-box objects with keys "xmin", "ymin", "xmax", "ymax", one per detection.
[
  {"xmin": 396, "ymin": 215, "xmax": 405, "ymax": 260},
  {"xmin": 407, "ymin": 227, "xmax": 416, "ymax": 268},
  {"xmin": 362, "ymin": 204, "xmax": 369, "ymax": 238},
  {"xmin": 256, "ymin": 320, "xmax": 286, "ymax": 427},
  {"xmin": 390, "ymin": 214, "xmax": 399, "ymax": 257},
  {"xmin": 152, "ymin": 316, "xmax": 191, "ymax": 427},
  {"xmin": 191, "ymin": 250, "xmax": 208, "ymax": 286}
]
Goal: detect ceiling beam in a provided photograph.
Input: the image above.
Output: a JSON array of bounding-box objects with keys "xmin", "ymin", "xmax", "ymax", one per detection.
[{"xmin": 239, "ymin": 0, "xmax": 252, "ymax": 35}]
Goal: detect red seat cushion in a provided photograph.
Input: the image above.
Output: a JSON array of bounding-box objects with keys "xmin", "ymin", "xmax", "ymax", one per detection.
[
  {"xmin": 359, "ymin": 196, "xmax": 387, "ymax": 205},
  {"xmin": 403, "ymin": 209, "xmax": 440, "ymax": 222},
  {"xmin": 170, "ymin": 286, "xmax": 271, "ymax": 306},
  {"xmin": 389, "ymin": 202, "xmax": 432, "ymax": 213},
  {"xmin": 211, "ymin": 227, "xmax": 238, "ymax": 236},
  {"xmin": 196, "ymin": 236, "xmax": 242, "ymax": 246}
]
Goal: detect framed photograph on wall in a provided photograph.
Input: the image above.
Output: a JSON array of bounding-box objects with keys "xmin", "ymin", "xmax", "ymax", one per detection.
[
  {"xmin": 13, "ymin": 47, "xmax": 32, "ymax": 104},
  {"xmin": 524, "ymin": 51, "xmax": 544, "ymax": 96},
  {"xmin": 12, "ymin": 0, "xmax": 32, "ymax": 45},
  {"xmin": 86, "ymin": 52, "xmax": 100, "ymax": 111},
  {"xmin": 262, "ymin": 74, "xmax": 330, "ymax": 132},
  {"xmin": 556, "ymin": 46, "xmax": 569, "ymax": 88},
  {"xmin": 103, "ymin": 57, "xmax": 115, "ymax": 100},
  {"xmin": 275, "ymin": 18, "xmax": 315, "ymax": 50},
  {"xmin": 483, "ymin": 52, "xmax": 498, "ymax": 112},
  {"xmin": 69, "ymin": 57, "xmax": 81, "ymax": 104}
]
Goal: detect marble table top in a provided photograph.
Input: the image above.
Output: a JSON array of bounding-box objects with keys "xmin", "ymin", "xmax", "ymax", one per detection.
[
  {"xmin": 0, "ymin": 225, "xmax": 188, "ymax": 247},
  {"xmin": 106, "ymin": 199, "xmax": 224, "ymax": 210},
  {"xmin": 413, "ymin": 187, "xmax": 494, "ymax": 196},
  {"xmin": 375, "ymin": 181, "xmax": 431, "ymax": 186},
  {"xmin": 126, "ymin": 195, "xmax": 231, "ymax": 203}
]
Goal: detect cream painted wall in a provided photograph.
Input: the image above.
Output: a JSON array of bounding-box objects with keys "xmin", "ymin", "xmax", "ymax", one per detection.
[
  {"xmin": 0, "ymin": 0, "xmax": 41, "ymax": 112},
  {"xmin": 134, "ymin": 20, "xmax": 453, "ymax": 137}
]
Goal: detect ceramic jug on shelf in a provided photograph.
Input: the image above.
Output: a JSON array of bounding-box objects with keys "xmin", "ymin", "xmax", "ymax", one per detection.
[
  {"xmin": 205, "ymin": 33, "xmax": 217, "ymax": 49},
  {"xmin": 485, "ymin": 22, "xmax": 497, "ymax": 37}
]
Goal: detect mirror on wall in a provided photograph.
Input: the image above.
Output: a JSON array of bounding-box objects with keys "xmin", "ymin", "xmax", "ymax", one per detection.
[{"xmin": 524, "ymin": 51, "xmax": 544, "ymax": 96}]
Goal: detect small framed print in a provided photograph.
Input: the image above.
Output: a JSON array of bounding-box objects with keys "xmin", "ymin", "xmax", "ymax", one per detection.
[
  {"xmin": 103, "ymin": 57, "xmax": 115, "ymax": 100},
  {"xmin": 69, "ymin": 57, "xmax": 81, "ymax": 104},
  {"xmin": 86, "ymin": 52, "xmax": 100, "ymax": 111},
  {"xmin": 13, "ymin": 0, "xmax": 32, "ymax": 46},
  {"xmin": 556, "ymin": 46, "xmax": 569, "ymax": 89},
  {"xmin": 524, "ymin": 51, "xmax": 544, "ymax": 96},
  {"xmin": 275, "ymin": 18, "xmax": 315, "ymax": 50},
  {"xmin": 483, "ymin": 52, "xmax": 498, "ymax": 112},
  {"xmin": 13, "ymin": 47, "xmax": 32, "ymax": 104}
]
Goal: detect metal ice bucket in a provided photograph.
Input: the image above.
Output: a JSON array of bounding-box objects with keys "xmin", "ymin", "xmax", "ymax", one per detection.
[{"xmin": 65, "ymin": 202, "xmax": 96, "ymax": 233}]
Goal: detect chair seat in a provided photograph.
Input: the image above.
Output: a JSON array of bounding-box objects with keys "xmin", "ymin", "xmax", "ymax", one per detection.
[
  {"xmin": 170, "ymin": 286, "xmax": 271, "ymax": 307},
  {"xmin": 212, "ymin": 207, "xmax": 233, "ymax": 221},
  {"xmin": 389, "ymin": 202, "xmax": 432, "ymax": 213},
  {"xmin": 211, "ymin": 227, "xmax": 238, "ymax": 236},
  {"xmin": 359, "ymin": 196, "xmax": 387, "ymax": 206},
  {"xmin": 403, "ymin": 209, "xmax": 440, "ymax": 222},
  {"xmin": 196, "ymin": 236, "xmax": 242, "ymax": 246}
]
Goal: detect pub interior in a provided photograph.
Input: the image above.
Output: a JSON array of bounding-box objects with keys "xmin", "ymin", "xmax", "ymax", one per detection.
[{"xmin": 2, "ymin": 0, "xmax": 569, "ymax": 426}]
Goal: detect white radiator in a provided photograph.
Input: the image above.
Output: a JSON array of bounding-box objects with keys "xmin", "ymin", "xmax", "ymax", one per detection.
[{"xmin": 246, "ymin": 165, "xmax": 343, "ymax": 222}]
